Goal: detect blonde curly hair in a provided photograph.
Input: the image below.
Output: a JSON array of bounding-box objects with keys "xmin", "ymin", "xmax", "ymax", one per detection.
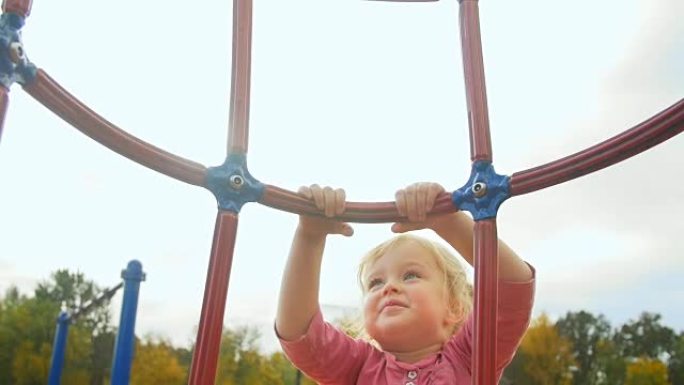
[{"xmin": 356, "ymin": 234, "xmax": 473, "ymax": 338}]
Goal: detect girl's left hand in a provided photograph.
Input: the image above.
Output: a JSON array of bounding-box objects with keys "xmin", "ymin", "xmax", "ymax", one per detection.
[{"xmin": 392, "ymin": 182, "xmax": 449, "ymax": 233}]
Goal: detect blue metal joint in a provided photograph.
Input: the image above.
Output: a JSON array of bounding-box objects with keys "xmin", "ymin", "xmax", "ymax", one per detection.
[
  {"xmin": 206, "ymin": 153, "xmax": 264, "ymax": 213},
  {"xmin": 0, "ymin": 12, "xmax": 36, "ymax": 88},
  {"xmin": 57, "ymin": 311, "xmax": 70, "ymax": 323},
  {"xmin": 121, "ymin": 260, "xmax": 146, "ymax": 282},
  {"xmin": 452, "ymin": 161, "xmax": 510, "ymax": 220}
]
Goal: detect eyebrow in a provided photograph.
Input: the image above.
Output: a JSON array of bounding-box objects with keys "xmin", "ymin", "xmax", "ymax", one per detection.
[{"xmin": 364, "ymin": 260, "xmax": 428, "ymax": 280}]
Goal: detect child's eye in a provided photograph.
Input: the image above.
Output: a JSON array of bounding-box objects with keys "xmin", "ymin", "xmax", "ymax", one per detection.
[
  {"xmin": 403, "ymin": 271, "xmax": 420, "ymax": 280},
  {"xmin": 368, "ymin": 278, "xmax": 384, "ymax": 290}
]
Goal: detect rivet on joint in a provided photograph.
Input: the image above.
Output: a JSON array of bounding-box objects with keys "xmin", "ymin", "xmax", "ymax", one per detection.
[
  {"xmin": 9, "ymin": 42, "xmax": 24, "ymax": 64},
  {"xmin": 472, "ymin": 182, "xmax": 487, "ymax": 198},
  {"xmin": 229, "ymin": 174, "xmax": 244, "ymax": 189}
]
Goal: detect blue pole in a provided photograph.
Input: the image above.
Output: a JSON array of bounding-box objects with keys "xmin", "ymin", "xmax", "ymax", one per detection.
[
  {"xmin": 110, "ymin": 260, "xmax": 146, "ymax": 385},
  {"xmin": 47, "ymin": 311, "xmax": 70, "ymax": 385}
]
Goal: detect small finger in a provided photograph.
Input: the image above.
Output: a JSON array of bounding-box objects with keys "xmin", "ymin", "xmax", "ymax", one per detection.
[
  {"xmin": 339, "ymin": 223, "xmax": 354, "ymax": 237},
  {"xmin": 395, "ymin": 190, "xmax": 407, "ymax": 217},
  {"xmin": 417, "ymin": 183, "xmax": 430, "ymax": 221},
  {"xmin": 405, "ymin": 185, "xmax": 418, "ymax": 222},
  {"xmin": 298, "ymin": 186, "xmax": 313, "ymax": 200},
  {"xmin": 335, "ymin": 188, "xmax": 346, "ymax": 216},
  {"xmin": 323, "ymin": 186, "xmax": 335, "ymax": 217},
  {"xmin": 391, "ymin": 223, "xmax": 405, "ymax": 233},
  {"xmin": 426, "ymin": 183, "xmax": 444, "ymax": 212},
  {"xmin": 310, "ymin": 184, "xmax": 324, "ymax": 211},
  {"xmin": 391, "ymin": 222, "xmax": 418, "ymax": 233}
]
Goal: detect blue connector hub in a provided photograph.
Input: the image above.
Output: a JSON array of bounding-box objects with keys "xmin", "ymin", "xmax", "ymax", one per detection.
[
  {"xmin": 0, "ymin": 12, "xmax": 36, "ymax": 88},
  {"xmin": 452, "ymin": 161, "xmax": 510, "ymax": 220},
  {"xmin": 205, "ymin": 153, "xmax": 265, "ymax": 213}
]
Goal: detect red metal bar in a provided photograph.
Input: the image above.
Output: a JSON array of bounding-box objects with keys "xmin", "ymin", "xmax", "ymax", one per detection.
[
  {"xmin": 0, "ymin": 86, "xmax": 8, "ymax": 143},
  {"xmin": 227, "ymin": 0, "xmax": 253, "ymax": 155},
  {"xmin": 473, "ymin": 218, "xmax": 499, "ymax": 385},
  {"xmin": 22, "ymin": 70, "xmax": 207, "ymax": 187},
  {"xmin": 1, "ymin": 0, "xmax": 32, "ymax": 17},
  {"xmin": 260, "ymin": 184, "xmax": 458, "ymax": 223},
  {"xmin": 458, "ymin": 0, "xmax": 492, "ymax": 162},
  {"xmin": 188, "ymin": 212, "xmax": 239, "ymax": 385},
  {"xmin": 510, "ymin": 98, "xmax": 684, "ymax": 196}
]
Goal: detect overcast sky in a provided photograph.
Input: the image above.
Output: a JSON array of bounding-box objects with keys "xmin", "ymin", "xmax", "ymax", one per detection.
[{"xmin": 0, "ymin": 0, "xmax": 682, "ymax": 352}]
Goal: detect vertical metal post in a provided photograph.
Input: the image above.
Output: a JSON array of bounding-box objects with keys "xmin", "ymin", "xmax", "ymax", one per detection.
[
  {"xmin": 0, "ymin": 87, "xmax": 8, "ymax": 144},
  {"xmin": 188, "ymin": 212, "xmax": 239, "ymax": 385},
  {"xmin": 227, "ymin": 0, "xmax": 253, "ymax": 154},
  {"xmin": 47, "ymin": 311, "xmax": 70, "ymax": 385},
  {"xmin": 110, "ymin": 260, "xmax": 146, "ymax": 385},
  {"xmin": 473, "ymin": 219, "xmax": 499, "ymax": 385},
  {"xmin": 458, "ymin": 0, "xmax": 493, "ymax": 162}
]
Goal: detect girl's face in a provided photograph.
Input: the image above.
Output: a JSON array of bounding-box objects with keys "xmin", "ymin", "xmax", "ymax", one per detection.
[{"xmin": 362, "ymin": 241, "xmax": 458, "ymax": 352}]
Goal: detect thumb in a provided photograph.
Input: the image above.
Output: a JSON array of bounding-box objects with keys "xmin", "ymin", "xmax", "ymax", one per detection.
[
  {"xmin": 336, "ymin": 223, "xmax": 354, "ymax": 237},
  {"xmin": 392, "ymin": 222, "xmax": 419, "ymax": 233}
]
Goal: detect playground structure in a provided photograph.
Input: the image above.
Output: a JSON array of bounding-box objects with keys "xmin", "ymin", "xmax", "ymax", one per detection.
[
  {"xmin": 48, "ymin": 260, "xmax": 145, "ymax": 385},
  {"xmin": 0, "ymin": 0, "xmax": 682, "ymax": 385}
]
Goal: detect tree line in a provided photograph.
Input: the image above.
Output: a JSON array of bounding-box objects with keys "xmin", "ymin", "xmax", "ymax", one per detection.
[
  {"xmin": 502, "ymin": 311, "xmax": 684, "ymax": 385},
  {"xmin": 0, "ymin": 270, "xmax": 313, "ymax": 385},
  {"xmin": 1, "ymin": 269, "xmax": 682, "ymax": 384}
]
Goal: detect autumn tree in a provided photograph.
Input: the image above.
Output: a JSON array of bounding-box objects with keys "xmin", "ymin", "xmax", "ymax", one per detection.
[
  {"xmin": 211, "ymin": 326, "xmax": 291, "ymax": 385},
  {"xmin": 0, "ymin": 270, "xmax": 116, "ymax": 385},
  {"xmin": 0, "ymin": 287, "xmax": 59, "ymax": 385},
  {"xmin": 624, "ymin": 357, "xmax": 669, "ymax": 385},
  {"xmin": 519, "ymin": 313, "xmax": 575, "ymax": 385},
  {"xmin": 556, "ymin": 310, "xmax": 612, "ymax": 385},
  {"xmin": 130, "ymin": 337, "xmax": 186, "ymax": 385}
]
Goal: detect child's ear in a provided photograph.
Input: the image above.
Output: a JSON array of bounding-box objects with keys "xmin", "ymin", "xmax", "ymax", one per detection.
[{"xmin": 445, "ymin": 308, "xmax": 462, "ymax": 325}]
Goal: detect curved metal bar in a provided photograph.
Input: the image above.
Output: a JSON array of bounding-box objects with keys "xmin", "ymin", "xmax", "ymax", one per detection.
[
  {"xmin": 260, "ymin": 184, "xmax": 458, "ymax": 223},
  {"xmin": 510, "ymin": 99, "xmax": 684, "ymax": 196},
  {"xmin": 1, "ymin": 0, "xmax": 32, "ymax": 17},
  {"xmin": 227, "ymin": 0, "xmax": 253, "ymax": 155},
  {"xmin": 0, "ymin": 86, "xmax": 8, "ymax": 143},
  {"xmin": 473, "ymin": 218, "xmax": 499, "ymax": 385},
  {"xmin": 458, "ymin": 0, "xmax": 492, "ymax": 162},
  {"xmin": 188, "ymin": 211, "xmax": 239, "ymax": 385},
  {"xmin": 22, "ymin": 69, "xmax": 208, "ymax": 187}
]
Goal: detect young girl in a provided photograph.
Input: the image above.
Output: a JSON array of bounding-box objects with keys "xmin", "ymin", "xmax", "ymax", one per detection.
[{"xmin": 276, "ymin": 182, "xmax": 535, "ymax": 384}]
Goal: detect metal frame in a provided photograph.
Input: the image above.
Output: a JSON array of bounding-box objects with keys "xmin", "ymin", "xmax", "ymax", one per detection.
[{"xmin": 1, "ymin": 0, "xmax": 682, "ymax": 384}]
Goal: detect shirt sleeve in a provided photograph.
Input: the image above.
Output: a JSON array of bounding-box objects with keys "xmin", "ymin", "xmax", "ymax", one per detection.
[
  {"xmin": 277, "ymin": 308, "xmax": 373, "ymax": 385},
  {"xmin": 444, "ymin": 264, "xmax": 536, "ymax": 378}
]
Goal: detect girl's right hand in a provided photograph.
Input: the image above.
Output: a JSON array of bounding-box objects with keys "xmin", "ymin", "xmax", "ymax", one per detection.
[{"xmin": 297, "ymin": 185, "xmax": 354, "ymax": 238}]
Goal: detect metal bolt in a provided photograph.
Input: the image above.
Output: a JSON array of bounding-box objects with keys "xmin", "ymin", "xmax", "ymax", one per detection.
[
  {"xmin": 472, "ymin": 182, "xmax": 487, "ymax": 198},
  {"xmin": 229, "ymin": 174, "xmax": 244, "ymax": 189},
  {"xmin": 9, "ymin": 42, "xmax": 24, "ymax": 64}
]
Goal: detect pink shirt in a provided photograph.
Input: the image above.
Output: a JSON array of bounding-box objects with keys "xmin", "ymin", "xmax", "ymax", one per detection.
[{"xmin": 279, "ymin": 273, "xmax": 535, "ymax": 385}]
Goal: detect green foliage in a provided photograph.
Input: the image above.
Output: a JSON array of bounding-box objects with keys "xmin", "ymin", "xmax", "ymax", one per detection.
[
  {"xmin": 668, "ymin": 333, "xmax": 684, "ymax": 385},
  {"xmin": 5, "ymin": 269, "xmax": 684, "ymax": 385},
  {"xmin": 0, "ymin": 270, "xmax": 115, "ymax": 385},
  {"xmin": 594, "ymin": 338, "xmax": 626, "ymax": 385},
  {"xmin": 614, "ymin": 312, "xmax": 676, "ymax": 360},
  {"xmin": 556, "ymin": 311, "xmax": 612, "ymax": 385},
  {"xmin": 213, "ymin": 326, "xmax": 295, "ymax": 385},
  {"xmin": 0, "ymin": 287, "xmax": 57, "ymax": 385},
  {"xmin": 501, "ymin": 349, "xmax": 532, "ymax": 385}
]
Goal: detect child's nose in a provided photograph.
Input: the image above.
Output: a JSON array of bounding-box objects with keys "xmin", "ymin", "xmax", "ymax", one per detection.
[{"xmin": 382, "ymin": 281, "xmax": 400, "ymax": 295}]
